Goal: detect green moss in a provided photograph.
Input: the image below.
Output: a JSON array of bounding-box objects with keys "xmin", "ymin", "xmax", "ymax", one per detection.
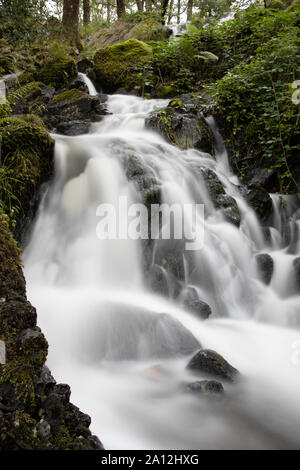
[
  {"xmin": 0, "ymin": 58, "xmax": 15, "ymax": 74},
  {"xmin": 0, "ymin": 118, "xmax": 53, "ymax": 228},
  {"xmin": 36, "ymin": 58, "xmax": 77, "ymax": 89},
  {"xmin": 18, "ymin": 72, "xmax": 35, "ymax": 85},
  {"xmin": 128, "ymin": 19, "xmax": 168, "ymax": 42},
  {"xmin": 51, "ymin": 88, "xmax": 86, "ymax": 103},
  {"xmin": 154, "ymin": 85, "xmax": 177, "ymax": 98},
  {"xmin": 94, "ymin": 38, "xmax": 152, "ymax": 92},
  {"xmin": 0, "ymin": 363, "xmax": 35, "ymax": 409},
  {"xmin": 0, "ymin": 103, "xmax": 12, "ymax": 118}
]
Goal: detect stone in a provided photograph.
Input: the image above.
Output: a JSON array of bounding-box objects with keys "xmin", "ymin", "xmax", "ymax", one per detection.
[
  {"xmin": 187, "ymin": 380, "xmax": 224, "ymax": 396},
  {"xmin": 186, "ymin": 349, "xmax": 239, "ymax": 382},
  {"xmin": 182, "ymin": 287, "xmax": 212, "ymax": 319},
  {"xmin": 255, "ymin": 253, "xmax": 274, "ymax": 285}
]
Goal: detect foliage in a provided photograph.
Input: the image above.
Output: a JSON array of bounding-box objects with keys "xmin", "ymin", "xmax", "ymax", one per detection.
[{"xmin": 213, "ymin": 29, "xmax": 300, "ymax": 192}]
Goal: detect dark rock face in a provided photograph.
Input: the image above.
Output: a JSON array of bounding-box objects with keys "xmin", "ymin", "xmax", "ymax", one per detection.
[
  {"xmin": 187, "ymin": 380, "xmax": 224, "ymax": 396},
  {"xmin": 199, "ymin": 167, "xmax": 240, "ymax": 227},
  {"xmin": 43, "ymin": 88, "xmax": 107, "ymax": 134},
  {"xmin": 182, "ymin": 287, "xmax": 211, "ymax": 319},
  {"xmin": 293, "ymin": 258, "xmax": 300, "ymax": 293},
  {"xmin": 0, "ymin": 209, "xmax": 103, "ymax": 450},
  {"xmin": 148, "ymin": 264, "xmax": 169, "ymax": 296},
  {"xmin": 240, "ymin": 183, "xmax": 273, "ymax": 223},
  {"xmin": 255, "ymin": 253, "xmax": 274, "ymax": 285},
  {"xmin": 77, "ymin": 58, "xmax": 94, "ymax": 73},
  {"xmin": 186, "ymin": 349, "xmax": 239, "ymax": 382},
  {"xmin": 146, "ymin": 97, "xmax": 214, "ymax": 154}
]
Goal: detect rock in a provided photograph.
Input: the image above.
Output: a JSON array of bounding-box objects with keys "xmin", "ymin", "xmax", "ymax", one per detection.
[
  {"xmin": 36, "ymin": 419, "xmax": 51, "ymax": 440},
  {"xmin": 84, "ymin": 305, "xmax": 200, "ymax": 361},
  {"xmin": 56, "ymin": 120, "xmax": 91, "ymax": 136},
  {"xmin": 146, "ymin": 101, "xmax": 214, "ymax": 154},
  {"xmin": 0, "ymin": 117, "xmax": 54, "ymax": 241},
  {"xmin": 77, "ymin": 58, "xmax": 94, "ymax": 73},
  {"xmin": 94, "ymin": 39, "xmax": 153, "ymax": 93},
  {"xmin": 186, "ymin": 349, "xmax": 239, "ymax": 382},
  {"xmin": 68, "ymin": 77, "xmax": 89, "ymax": 94},
  {"xmin": 293, "ymin": 257, "xmax": 300, "ymax": 292},
  {"xmin": 11, "ymin": 84, "xmax": 55, "ymax": 115},
  {"xmin": 187, "ymin": 380, "xmax": 224, "ymax": 396},
  {"xmin": 43, "ymin": 88, "xmax": 106, "ymax": 134},
  {"xmin": 240, "ymin": 183, "xmax": 273, "ymax": 223},
  {"xmin": 35, "ymin": 58, "xmax": 77, "ymax": 89},
  {"xmin": 199, "ymin": 167, "xmax": 240, "ymax": 226},
  {"xmin": 182, "ymin": 286, "xmax": 212, "ymax": 319},
  {"xmin": 255, "ymin": 253, "xmax": 274, "ymax": 285},
  {"xmin": 149, "ymin": 264, "xmax": 169, "ymax": 296}
]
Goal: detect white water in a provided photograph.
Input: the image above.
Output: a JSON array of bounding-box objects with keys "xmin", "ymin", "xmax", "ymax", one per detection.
[{"xmin": 24, "ymin": 75, "xmax": 300, "ymax": 449}]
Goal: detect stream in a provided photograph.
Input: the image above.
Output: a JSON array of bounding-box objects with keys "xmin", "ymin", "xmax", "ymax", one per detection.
[{"xmin": 23, "ymin": 75, "xmax": 300, "ymax": 449}]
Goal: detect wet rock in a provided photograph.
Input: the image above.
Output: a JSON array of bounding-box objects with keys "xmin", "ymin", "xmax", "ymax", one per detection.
[
  {"xmin": 255, "ymin": 253, "xmax": 274, "ymax": 285},
  {"xmin": 187, "ymin": 380, "xmax": 224, "ymax": 396},
  {"xmin": 146, "ymin": 100, "xmax": 214, "ymax": 154},
  {"xmin": 293, "ymin": 257, "xmax": 300, "ymax": 292},
  {"xmin": 43, "ymin": 88, "xmax": 107, "ymax": 134},
  {"xmin": 182, "ymin": 287, "xmax": 211, "ymax": 319},
  {"xmin": 11, "ymin": 85, "xmax": 55, "ymax": 115},
  {"xmin": 84, "ymin": 305, "xmax": 200, "ymax": 360},
  {"xmin": 240, "ymin": 183, "xmax": 273, "ymax": 223},
  {"xmin": 200, "ymin": 168, "xmax": 240, "ymax": 226},
  {"xmin": 149, "ymin": 264, "xmax": 169, "ymax": 296},
  {"xmin": 68, "ymin": 77, "xmax": 89, "ymax": 94},
  {"xmin": 35, "ymin": 57, "xmax": 77, "ymax": 90},
  {"xmin": 36, "ymin": 419, "xmax": 51, "ymax": 440},
  {"xmin": 186, "ymin": 349, "xmax": 239, "ymax": 382},
  {"xmin": 56, "ymin": 120, "xmax": 90, "ymax": 136},
  {"xmin": 77, "ymin": 58, "xmax": 94, "ymax": 73}
]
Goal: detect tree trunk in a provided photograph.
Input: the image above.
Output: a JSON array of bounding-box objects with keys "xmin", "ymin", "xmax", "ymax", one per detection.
[
  {"xmin": 167, "ymin": 0, "xmax": 174, "ymax": 24},
  {"xmin": 177, "ymin": 0, "xmax": 180, "ymax": 24},
  {"xmin": 62, "ymin": 0, "xmax": 80, "ymax": 44},
  {"xmin": 136, "ymin": 0, "xmax": 143, "ymax": 10},
  {"xmin": 83, "ymin": 0, "xmax": 91, "ymax": 25},
  {"xmin": 116, "ymin": 0, "xmax": 125, "ymax": 18},
  {"xmin": 161, "ymin": 0, "xmax": 169, "ymax": 24},
  {"xmin": 187, "ymin": 0, "xmax": 193, "ymax": 22}
]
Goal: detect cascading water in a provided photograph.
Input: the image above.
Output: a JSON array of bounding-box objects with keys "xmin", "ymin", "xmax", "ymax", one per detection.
[{"xmin": 23, "ymin": 75, "xmax": 300, "ymax": 449}]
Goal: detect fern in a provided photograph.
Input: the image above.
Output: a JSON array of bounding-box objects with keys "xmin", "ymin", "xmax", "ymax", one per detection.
[{"xmin": 7, "ymin": 81, "xmax": 43, "ymax": 106}]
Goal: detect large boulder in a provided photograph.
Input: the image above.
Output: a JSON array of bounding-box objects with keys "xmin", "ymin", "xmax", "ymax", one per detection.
[
  {"xmin": 35, "ymin": 58, "xmax": 77, "ymax": 90},
  {"xmin": 186, "ymin": 349, "xmax": 239, "ymax": 382},
  {"xmin": 146, "ymin": 99, "xmax": 214, "ymax": 154},
  {"xmin": 94, "ymin": 39, "xmax": 152, "ymax": 93},
  {"xmin": 43, "ymin": 88, "xmax": 107, "ymax": 135}
]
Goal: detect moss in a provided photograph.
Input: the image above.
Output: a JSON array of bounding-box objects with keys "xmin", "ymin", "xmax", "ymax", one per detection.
[
  {"xmin": 94, "ymin": 38, "xmax": 152, "ymax": 93},
  {"xmin": 0, "ymin": 363, "xmax": 35, "ymax": 410},
  {"xmin": 0, "ymin": 214, "xmax": 25, "ymax": 299},
  {"xmin": 51, "ymin": 88, "xmax": 86, "ymax": 103},
  {"xmin": 18, "ymin": 72, "xmax": 35, "ymax": 85},
  {"xmin": 154, "ymin": 85, "xmax": 177, "ymax": 98},
  {"xmin": 36, "ymin": 58, "xmax": 77, "ymax": 89},
  {"xmin": 0, "ymin": 118, "xmax": 53, "ymax": 230},
  {"xmin": 127, "ymin": 19, "xmax": 168, "ymax": 42},
  {"xmin": 0, "ymin": 58, "xmax": 15, "ymax": 74},
  {"xmin": 0, "ymin": 103, "xmax": 12, "ymax": 118}
]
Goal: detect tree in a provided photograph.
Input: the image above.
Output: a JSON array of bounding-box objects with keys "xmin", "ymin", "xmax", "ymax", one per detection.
[
  {"xmin": 83, "ymin": 0, "xmax": 91, "ymax": 24},
  {"xmin": 62, "ymin": 0, "xmax": 80, "ymax": 45},
  {"xmin": 116, "ymin": 0, "xmax": 125, "ymax": 18},
  {"xmin": 187, "ymin": 0, "xmax": 193, "ymax": 21}
]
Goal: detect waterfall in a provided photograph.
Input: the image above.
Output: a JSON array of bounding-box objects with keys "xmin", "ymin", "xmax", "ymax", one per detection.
[{"xmin": 23, "ymin": 75, "xmax": 300, "ymax": 449}]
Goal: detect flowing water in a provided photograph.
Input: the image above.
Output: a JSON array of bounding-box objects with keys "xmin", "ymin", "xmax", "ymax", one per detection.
[{"xmin": 23, "ymin": 75, "xmax": 300, "ymax": 449}]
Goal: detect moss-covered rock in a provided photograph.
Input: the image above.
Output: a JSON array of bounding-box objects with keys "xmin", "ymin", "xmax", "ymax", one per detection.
[
  {"xmin": 35, "ymin": 58, "xmax": 77, "ymax": 90},
  {"xmin": 0, "ymin": 117, "xmax": 54, "ymax": 237},
  {"xmin": 186, "ymin": 349, "xmax": 239, "ymax": 382},
  {"xmin": 44, "ymin": 88, "xmax": 106, "ymax": 135},
  {"xmin": 94, "ymin": 38, "xmax": 152, "ymax": 93}
]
